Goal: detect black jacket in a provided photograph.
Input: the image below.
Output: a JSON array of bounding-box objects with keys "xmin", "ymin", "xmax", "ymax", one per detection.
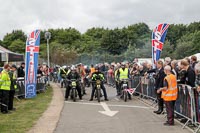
[
  {"xmin": 17, "ymin": 66, "xmax": 25, "ymax": 77},
  {"xmin": 147, "ymin": 67, "xmax": 166, "ymax": 89},
  {"xmin": 185, "ymin": 66, "xmax": 196, "ymax": 87},
  {"xmin": 67, "ymin": 71, "xmax": 80, "ymax": 80}
]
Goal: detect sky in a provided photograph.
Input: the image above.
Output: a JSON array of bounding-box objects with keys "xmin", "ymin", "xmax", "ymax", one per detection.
[{"xmin": 0, "ymin": 0, "xmax": 199, "ymax": 39}]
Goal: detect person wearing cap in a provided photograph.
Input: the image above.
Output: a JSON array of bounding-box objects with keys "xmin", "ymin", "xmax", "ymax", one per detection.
[
  {"xmin": 0, "ymin": 64, "xmax": 11, "ymax": 114},
  {"xmin": 17, "ymin": 62, "xmax": 25, "ymax": 77},
  {"xmin": 8, "ymin": 64, "xmax": 18, "ymax": 111},
  {"xmin": 157, "ymin": 65, "xmax": 178, "ymax": 126}
]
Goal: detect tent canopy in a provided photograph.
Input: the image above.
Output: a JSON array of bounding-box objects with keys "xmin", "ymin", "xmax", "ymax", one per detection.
[{"xmin": 0, "ymin": 45, "xmax": 24, "ymax": 62}]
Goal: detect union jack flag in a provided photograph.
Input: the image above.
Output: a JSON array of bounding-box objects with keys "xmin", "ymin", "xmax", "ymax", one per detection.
[
  {"xmin": 25, "ymin": 30, "xmax": 41, "ymax": 98},
  {"xmin": 152, "ymin": 23, "xmax": 169, "ymax": 68}
]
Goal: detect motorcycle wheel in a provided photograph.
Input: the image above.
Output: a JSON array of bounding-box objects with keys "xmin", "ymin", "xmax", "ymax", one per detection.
[
  {"xmin": 72, "ymin": 88, "xmax": 76, "ymax": 102},
  {"xmin": 123, "ymin": 90, "xmax": 127, "ymax": 102},
  {"xmin": 97, "ymin": 89, "xmax": 101, "ymax": 103}
]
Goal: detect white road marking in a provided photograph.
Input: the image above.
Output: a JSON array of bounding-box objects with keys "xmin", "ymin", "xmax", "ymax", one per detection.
[
  {"xmin": 114, "ymin": 98, "xmax": 120, "ymax": 101},
  {"xmin": 65, "ymin": 101, "xmax": 150, "ymax": 109},
  {"xmin": 99, "ymin": 102, "xmax": 118, "ymax": 117}
]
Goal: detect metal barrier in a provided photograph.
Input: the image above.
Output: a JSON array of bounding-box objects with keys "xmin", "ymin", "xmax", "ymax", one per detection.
[
  {"xmin": 131, "ymin": 75, "xmax": 200, "ymax": 132},
  {"xmin": 105, "ymin": 71, "xmax": 114, "ymax": 86},
  {"xmin": 131, "ymin": 76, "xmax": 156, "ymax": 101},
  {"xmin": 193, "ymin": 88, "xmax": 200, "ymax": 133},
  {"xmin": 15, "ymin": 76, "xmax": 47, "ymax": 98},
  {"xmin": 175, "ymin": 84, "xmax": 196, "ymax": 128}
]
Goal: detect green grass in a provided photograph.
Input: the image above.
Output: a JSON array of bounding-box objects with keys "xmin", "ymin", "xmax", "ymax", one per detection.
[{"xmin": 0, "ymin": 86, "xmax": 53, "ymax": 133}]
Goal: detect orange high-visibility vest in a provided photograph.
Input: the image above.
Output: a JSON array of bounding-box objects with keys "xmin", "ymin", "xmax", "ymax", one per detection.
[
  {"xmin": 89, "ymin": 67, "xmax": 95, "ymax": 77},
  {"xmin": 162, "ymin": 74, "xmax": 178, "ymax": 101}
]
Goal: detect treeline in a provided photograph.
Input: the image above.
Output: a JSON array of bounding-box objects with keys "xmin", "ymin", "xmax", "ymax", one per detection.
[{"xmin": 0, "ymin": 22, "xmax": 200, "ymax": 65}]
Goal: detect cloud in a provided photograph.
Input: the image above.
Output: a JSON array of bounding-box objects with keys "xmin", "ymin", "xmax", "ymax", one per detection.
[{"xmin": 0, "ymin": 0, "xmax": 199, "ymax": 39}]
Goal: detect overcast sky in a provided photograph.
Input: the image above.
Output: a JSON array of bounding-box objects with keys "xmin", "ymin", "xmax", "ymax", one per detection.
[{"xmin": 0, "ymin": 0, "xmax": 199, "ymax": 39}]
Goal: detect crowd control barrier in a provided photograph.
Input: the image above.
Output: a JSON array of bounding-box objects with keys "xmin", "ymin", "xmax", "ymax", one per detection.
[
  {"xmin": 15, "ymin": 76, "xmax": 47, "ymax": 99},
  {"xmin": 131, "ymin": 75, "xmax": 200, "ymax": 133},
  {"xmin": 131, "ymin": 76, "xmax": 156, "ymax": 101}
]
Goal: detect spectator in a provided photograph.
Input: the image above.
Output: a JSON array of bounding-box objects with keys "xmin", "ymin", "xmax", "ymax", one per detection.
[
  {"xmin": 190, "ymin": 55, "xmax": 198, "ymax": 69},
  {"xmin": 146, "ymin": 60, "xmax": 166, "ymax": 114},
  {"xmin": 164, "ymin": 57, "xmax": 172, "ymax": 66},
  {"xmin": 180, "ymin": 59, "xmax": 196, "ymax": 87},
  {"xmin": 171, "ymin": 60, "xmax": 178, "ymax": 78},
  {"xmin": 17, "ymin": 62, "xmax": 25, "ymax": 77},
  {"xmin": 195, "ymin": 62, "xmax": 200, "ymax": 91},
  {"xmin": 37, "ymin": 66, "xmax": 43, "ymax": 77}
]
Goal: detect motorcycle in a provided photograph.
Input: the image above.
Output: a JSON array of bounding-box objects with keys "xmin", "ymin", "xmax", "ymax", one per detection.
[
  {"xmin": 91, "ymin": 78, "xmax": 103, "ymax": 102},
  {"xmin": 120, "ymin": 79, "xmax": 133, "ymax": 102},
  {"xmin": 95, "ymin": 79, "xmax": 102, "ymax": 102},
  {"xmin": 68, "ymin": 79, "xmax": 79, "ymax": 102}
]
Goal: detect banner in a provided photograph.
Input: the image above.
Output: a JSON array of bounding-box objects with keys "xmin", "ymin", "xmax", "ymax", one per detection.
[
  {"xmin": 152, "ymin": 23, "xmax": 169, "ymax": 68},
  {"xmin": 25, "ymin": 30, "xmax": 41, "ymax": 98}
]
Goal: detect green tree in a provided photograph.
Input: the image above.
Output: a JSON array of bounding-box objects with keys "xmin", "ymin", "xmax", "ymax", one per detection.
[
  {"xmin": 166, "ymin": 24, "xmax": 187, "ymax": 49},
  {"xmin": 2, "ymin": 30, "xmax": 26, "ymax": 48},
  {"xmin": 8, "ymin": 39, "xmax": 25, "ymax": 53},
  {"xmin": 173, "ymin": 31, "xmax": 200, "ymax": 59},
  {"xmin": 161, "ymin": 40, "xmax": 174, "ymax": 58},
  {"xmin": 187, "ymin": 22, "xmax": 200, "ymax": 33}
]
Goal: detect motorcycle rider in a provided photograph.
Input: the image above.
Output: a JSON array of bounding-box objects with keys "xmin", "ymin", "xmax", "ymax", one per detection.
[
  {"xmin": 117, "ymin": 62, "xmax": 131, "ymax": 99},
  {"xmin": 89, "ymin": 66, "xmax": 109, "ymax": 101},
  {"xmin": 60, "ymin": 65, "xmax": 69, "ymax": 88},
  {"xmin": 65, "ymin": 66, "xmax": 82, "ymax": 101},
  {"xmin": 77, "ymin": 63, "xmax": 86, "ymax": 95}
]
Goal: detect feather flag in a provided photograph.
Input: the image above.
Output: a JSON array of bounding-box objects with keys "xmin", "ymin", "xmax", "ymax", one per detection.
[
  {"xmin": 152, "ymin": 23, "xmax": 169, "ymax": 68},
  {"xmin": 25, "ymin": 30, "xmax": 40, "ymax": 98}
]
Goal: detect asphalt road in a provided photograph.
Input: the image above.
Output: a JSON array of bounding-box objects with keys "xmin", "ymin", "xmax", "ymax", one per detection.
[{"xmin": 54, "ymin": 83, "xmax": 191, "ymax": 133}]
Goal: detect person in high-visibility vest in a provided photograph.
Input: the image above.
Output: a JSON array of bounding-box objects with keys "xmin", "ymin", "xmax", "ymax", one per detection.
[
  {"xmin": 0, "ymin": 64, "xmax": 11, "ymax": 114},
  {"xmin": 117, "ymin": 63, "xmax": 131, "ymax": 99},
  {"xmin": 89, "ymin": 66, "xmax": 108, "ymax": 101},
  {"xmin": 60, "ymin": 66, "xmax": 68, "ymax": 88},
  {"xmin": 157, "ymin": 65, "xmax": 178, "ymax": 126},
  {"xmin": 8, "ymin": 64, "xmax": 18, "ymax": 111},
  {"xmin": 89, "ymin": 64, "xmax": 95, "ymax": 77}
]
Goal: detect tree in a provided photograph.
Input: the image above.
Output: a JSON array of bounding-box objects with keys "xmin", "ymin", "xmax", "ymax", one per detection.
[
  {"xmin": 8, "ymin": 39, "xmax": 25, "ymax": 53},
  {"xmin": 166, "ymin": 24, "xmax": 187, "ymax": 49},
  {"xmin": 173, "ymin": 31, "xmax": 200, "ymax": 59},
  {"xmin": 2, "ymin": 30, "xmax": 26, "ymax": 48},
  {"xmin": 187, "ymin": 22, "xmax": 200, "ymax": 33},
  {"xmin": 161, "ymin": 40, "xmax": 174, "ymax": 58}
]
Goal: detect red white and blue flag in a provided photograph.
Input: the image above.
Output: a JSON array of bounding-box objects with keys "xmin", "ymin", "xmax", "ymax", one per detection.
[
  {"xmin": 152, "ymin": 23, "xmax": 169, "ymax": 68},
  {"xmin": 25, "ymin": 30, "xmax": 40, "ymax": 98}
]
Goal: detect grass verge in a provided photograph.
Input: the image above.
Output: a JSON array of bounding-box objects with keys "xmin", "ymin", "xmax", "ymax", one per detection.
[{"xmin": 0, "ymin": 86, "xmax": 53, "ymax": 133}]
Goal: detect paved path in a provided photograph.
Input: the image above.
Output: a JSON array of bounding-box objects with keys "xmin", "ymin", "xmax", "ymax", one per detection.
[
  {"xmin": 54, "ymin": 84, "xmax": 191, "ymax": 133},
  {"xmin": 28, "ymin": 83, "xmax": 64, "ymax": 133}
]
